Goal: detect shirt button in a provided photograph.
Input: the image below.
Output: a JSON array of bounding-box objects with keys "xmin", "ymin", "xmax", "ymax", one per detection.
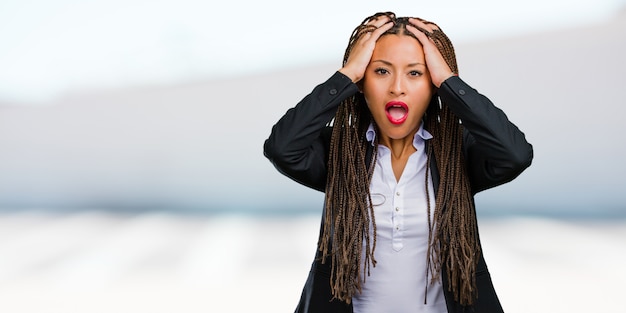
[
  {"xmin": 329, "ymin": 88, "xmax": 337, "ymax": 95},
  {"xmin": 458, "ymin": 89, "xmax": 466, "ymax": 95},
  {"xmin": 396, "ymin": 192, "xmax": 400, "ymax": 196},
  {"xmin": 395, "ymin": 207, "xmax": 399, "ymax": 212}
]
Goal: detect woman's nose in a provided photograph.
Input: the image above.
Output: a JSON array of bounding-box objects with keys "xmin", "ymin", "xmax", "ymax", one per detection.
[{"xmin": 389, "ymin": 75, "xmax": 405, "ymax": 96}]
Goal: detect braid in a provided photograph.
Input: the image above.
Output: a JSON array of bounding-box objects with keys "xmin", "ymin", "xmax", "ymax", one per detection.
[
  {"xmin": 321, "ymin": 92, "xmax": 377, "ymax": 301},
  {"xmin": 422, "ymin": 21, "xmax": 480, "ymax": 306},
  {"xmin": 320, "ymin": 12, "xmax": 480, "ymax": 306}
]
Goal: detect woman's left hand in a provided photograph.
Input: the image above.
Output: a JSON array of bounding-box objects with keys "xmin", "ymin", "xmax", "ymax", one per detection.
[{"xmin": 406, "ymin": 18, "xmax": 456, "ymax": 88}]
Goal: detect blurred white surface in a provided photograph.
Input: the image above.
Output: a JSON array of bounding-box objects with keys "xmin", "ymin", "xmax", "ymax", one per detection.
[
  {"xmin": 1, "ymin": 0, "xmax": 624, "ymax": 103},
  {"xmin": 1, "ymin": 11, "xmax": 626, "ymax": 214},
  {"xmin": 0, "ymin": 212, "xmax": 624, "ymax": 312}
]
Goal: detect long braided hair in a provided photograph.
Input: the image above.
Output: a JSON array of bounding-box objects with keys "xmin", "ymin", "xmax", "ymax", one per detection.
[{"xmin": 319, "ymin": 12, "xmax": 480, "ymax": 306}]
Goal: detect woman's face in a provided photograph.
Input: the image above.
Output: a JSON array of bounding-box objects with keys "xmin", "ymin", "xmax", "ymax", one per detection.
[{"xmin": 362, "ymin": 34, "xmax": 434, "ymax": 142}]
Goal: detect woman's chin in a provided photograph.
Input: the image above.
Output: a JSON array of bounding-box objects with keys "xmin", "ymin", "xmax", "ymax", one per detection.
[{"xmin": 378, "ymin": 125, "xmax": 419, "ymax": 141}]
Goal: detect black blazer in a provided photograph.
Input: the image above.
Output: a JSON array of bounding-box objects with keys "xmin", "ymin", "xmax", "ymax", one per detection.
[{"xmin": 264, "ymin": 72, "xmax": 533, "ymax": 313}]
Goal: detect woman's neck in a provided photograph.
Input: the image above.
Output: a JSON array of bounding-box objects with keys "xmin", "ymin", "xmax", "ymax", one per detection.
[{"xmin": 379, "ymin": 129, "xmax": 418, "ymax": 181}]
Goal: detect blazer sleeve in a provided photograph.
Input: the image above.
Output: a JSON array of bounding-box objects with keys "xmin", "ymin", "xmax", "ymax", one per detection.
[
  {"xmin": 438, "ymin": 76, "xmax": 533, "ymax": 194},
  {"xmin": 263, "ymin": 71, "xmax": 360, "ymax": 192}
]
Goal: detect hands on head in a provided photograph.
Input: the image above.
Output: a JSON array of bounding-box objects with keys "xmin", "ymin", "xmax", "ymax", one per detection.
[
  {"xmin": 406, "ymin": 18, "xmax": 456, "ymax": 87},
  {"xmin": 339, "ymin": 15, "xmax": 394, "ymax": 83},
  {"xmin": 339, "ymin": 15, "xmax": 456, "ymax": 88}
]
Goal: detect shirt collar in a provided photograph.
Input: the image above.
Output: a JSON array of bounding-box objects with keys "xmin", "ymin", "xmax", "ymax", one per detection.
[{"xmin": 366, "ymin": 122, "xmax": 433, "ymax": 147}]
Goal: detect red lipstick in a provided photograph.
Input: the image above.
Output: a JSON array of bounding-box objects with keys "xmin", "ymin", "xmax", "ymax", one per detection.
[{"xmin": 385, "ymin": 101, "xmax": 409, "ymax": 125}]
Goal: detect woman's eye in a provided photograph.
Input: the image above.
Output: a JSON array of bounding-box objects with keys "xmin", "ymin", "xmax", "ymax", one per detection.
[
  {"xmin": 374, "ymin": 68, "xmax": 389, "ymax": 75},
  {"xmin": 409, "ymin": 70, "xmax": 422, "ymax": 76}
]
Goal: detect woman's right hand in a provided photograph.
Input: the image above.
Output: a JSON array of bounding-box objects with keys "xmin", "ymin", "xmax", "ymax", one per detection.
[{"xmin": 339, "ymin": 16, "xmax": 394, "ymax": 83}]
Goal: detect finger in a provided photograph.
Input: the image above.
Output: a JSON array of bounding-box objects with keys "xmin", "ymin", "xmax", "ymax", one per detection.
[
  {"xmin": 405, "ymin": 24, "xmax": 433, "ymax": 48},
  {"xmin": 367, "ymin": 14, "xmax": 390, "ymax": 25},
  {"xmin": 406, "ymin": 23, "xmax": 446, "ymax": 61},
  {"xmin": 339, "ymin": 20, "xmax": 393, "ymax": 82},
  {"xmin": 352, "ymin": 20, "xmax": 392, "ymax": 53},
  {"xmin": 369, "ymin": 21, "xmax": 394, "ymax": 39},
  {"xmin": 365, "ymin": 15, "xmax": 391, "ymax": 32},
  {"xmin": 356, "ymin": 20, "xmax": 393, "ymax": 47},
  {"xmin": 405, "ymin": 23, "xmax": 455, "ymax": 87},
  {"xmin": 408, "ymin": 18, "xmax": 439, "ymax": 33}
]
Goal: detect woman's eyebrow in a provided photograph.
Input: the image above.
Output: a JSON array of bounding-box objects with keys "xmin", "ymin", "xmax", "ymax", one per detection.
[
  {"xmin": 371, "ymin": 59, "xmax": 426, "ymax": 67},
  {"xmin": 370, "ymin": 59, "xmax": 392, "ymax": 65}
]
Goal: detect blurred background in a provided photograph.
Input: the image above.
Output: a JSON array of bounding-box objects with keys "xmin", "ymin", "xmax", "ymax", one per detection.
[{"xmin": 0, "ymin": 0, "xmax": 625, "ymax": 312}]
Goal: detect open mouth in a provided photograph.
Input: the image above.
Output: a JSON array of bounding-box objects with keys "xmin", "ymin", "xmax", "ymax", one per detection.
[{"xmin": 385, "ymin": 101, "xmax": 409, "ymax": 125}]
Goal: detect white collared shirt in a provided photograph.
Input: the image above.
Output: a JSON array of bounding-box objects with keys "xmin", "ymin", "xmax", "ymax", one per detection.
[{"xmin": 352, "ymin": 123, "xmax": 447, "ymax": 313}]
